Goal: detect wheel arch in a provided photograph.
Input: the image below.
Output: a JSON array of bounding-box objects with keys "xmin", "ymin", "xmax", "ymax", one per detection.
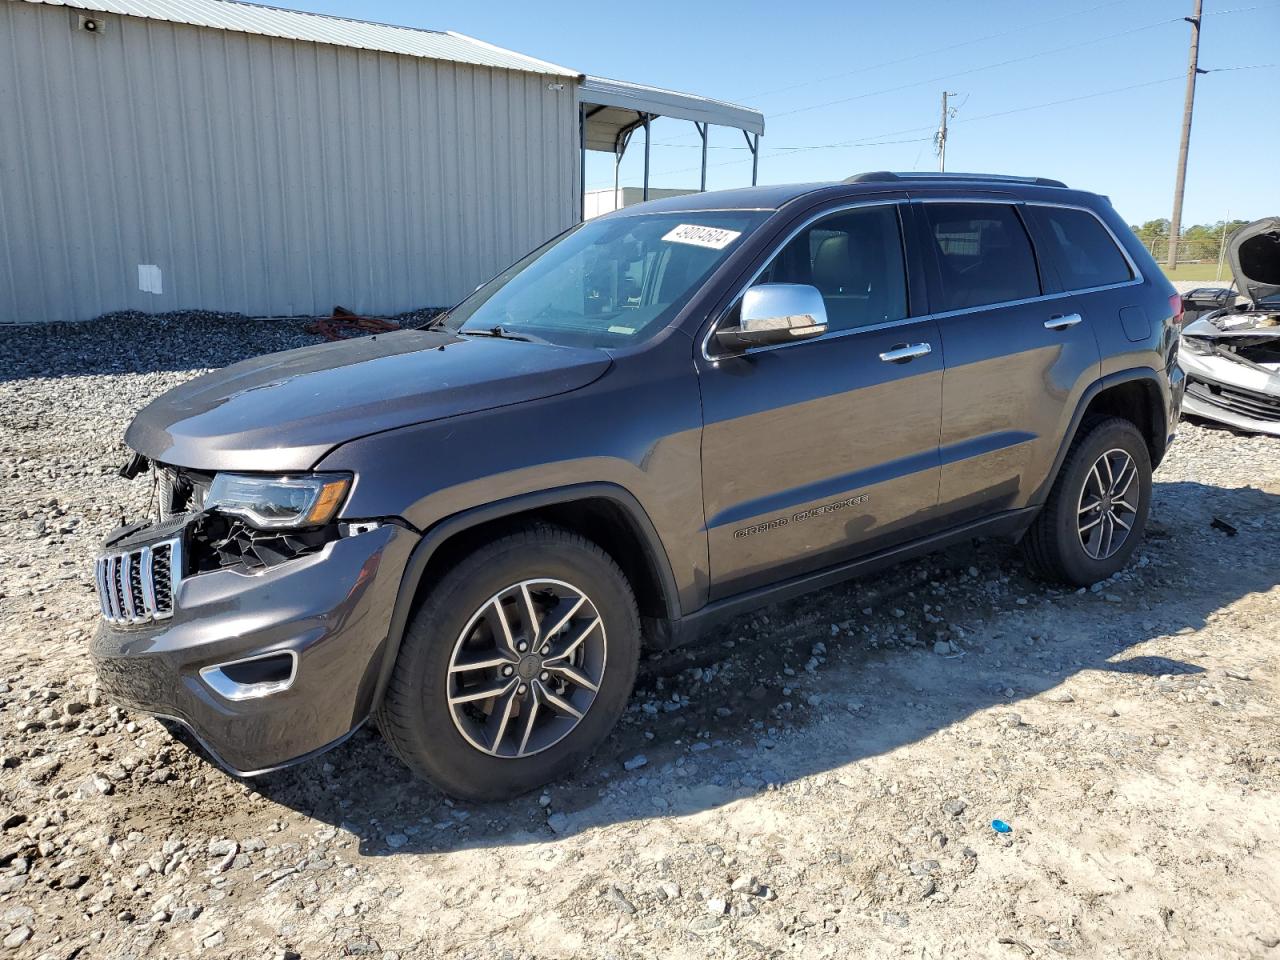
[
  {"xmin": 372, "ymin": 483, "xmax": 680, "ymax": 706},
  {"xmin": 1033, "ymin": 369, "xmax": 1169, "ymax": 507}
]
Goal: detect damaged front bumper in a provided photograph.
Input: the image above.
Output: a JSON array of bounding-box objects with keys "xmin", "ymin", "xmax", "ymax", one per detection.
[
  {"xmin": 90, "ymin": 516, "xmax": 419, "ymax": 775},
  {"xmin": 1179, "ymin": 311, "xmax": 1280, "ymax": 436}
]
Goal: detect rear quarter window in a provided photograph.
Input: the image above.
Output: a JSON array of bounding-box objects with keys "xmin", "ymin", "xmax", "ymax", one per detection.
[{"xmin": 1034, "ymin": 206, "xmax": 1133, "ymax": 290}]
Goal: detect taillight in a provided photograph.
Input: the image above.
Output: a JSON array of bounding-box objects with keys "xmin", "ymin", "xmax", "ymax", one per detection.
[{"xmin": 1169, "ymin": 292, "xmax": 1185, "ymax": 327}]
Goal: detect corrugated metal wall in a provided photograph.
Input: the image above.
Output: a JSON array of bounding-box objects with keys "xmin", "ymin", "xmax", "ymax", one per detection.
[{"xmin": 0, "ymin": 2, "xmax": 580, "ymax": 324}]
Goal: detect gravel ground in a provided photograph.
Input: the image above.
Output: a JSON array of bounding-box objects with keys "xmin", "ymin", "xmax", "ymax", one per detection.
[{"xmin": 1, "ymin": 316, "xmax": 1278, "ymax": 960}]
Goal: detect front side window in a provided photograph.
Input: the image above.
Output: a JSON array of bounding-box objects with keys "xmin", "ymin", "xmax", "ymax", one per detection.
[
  {"xmin": 925, "ymin": 203, "xmax": 1041, "ymax": 311},
  {"xmin": 755, "ymin": 204, "xmax": 908, "ymax": 332},
  {"xmin": 445, "ymin": 211, "xmax": 768, "ymax": 348},
  {"xmin": 1035, "ymin": 206, "xmax": 1134, "ymax": 290}
]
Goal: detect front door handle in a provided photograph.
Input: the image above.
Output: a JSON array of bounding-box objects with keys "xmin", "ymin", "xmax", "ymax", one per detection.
[
  {"xmin": 879, "ymin": 342, "xmax": 932, "ymax": 363},
  {"xmin": 1044, "ymin": 313, "xmax": 1083, "ymax": 331}
]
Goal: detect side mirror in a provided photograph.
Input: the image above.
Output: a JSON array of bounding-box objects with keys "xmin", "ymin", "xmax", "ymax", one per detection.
[{"xmin": 715, "ymin": 283, "xmax": 829, "ymax": 352}]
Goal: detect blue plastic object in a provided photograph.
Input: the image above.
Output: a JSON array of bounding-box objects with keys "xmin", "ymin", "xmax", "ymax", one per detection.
[{"xmin": 992, "ymin": 819, "xmax": 1012, "ymax": 834}]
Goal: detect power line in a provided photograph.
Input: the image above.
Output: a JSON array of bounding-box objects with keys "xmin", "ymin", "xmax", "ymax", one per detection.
[
  {"xmin": 768, "ymin": 16, "xmax": 1184, "ymax": 120},
  {"xmin": 589, "ymin": 72, "xmax": 1202, "ymax": 189},
  {"xmin": 749, "ymin": 2, "xmax": 1276, "ymax": 111},
  {"xmin": 647, "ymin": 1, "xmax": 1278, "ymax": 148},
  {"xmin": 737, "ymin": 0, "xmax": 1138, "ymax": 102}
]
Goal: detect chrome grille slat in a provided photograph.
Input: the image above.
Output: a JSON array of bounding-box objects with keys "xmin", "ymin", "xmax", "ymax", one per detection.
[
  {"xmin": 106, "ymin": 556, "xmax": 121, "ymax": 621},
  {"xmin": 95, "ymin": 537, "xmax": 181, "ymax": 625},
  {"xmin": 95, "ymin": 559, "xmax": 110, "ymax": 618},
  {"xmin": 119, "ymin": 553, "xmax": 137, "ymax": 621},
  {"xmin": 139, "ymin": 546, "xmax": 156, "ymax": 617}
]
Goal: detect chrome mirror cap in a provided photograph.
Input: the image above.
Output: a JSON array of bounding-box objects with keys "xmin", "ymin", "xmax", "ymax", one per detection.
[{"xmin": 716, "ymin": 283, "xmax": 829, "ymax": 352}]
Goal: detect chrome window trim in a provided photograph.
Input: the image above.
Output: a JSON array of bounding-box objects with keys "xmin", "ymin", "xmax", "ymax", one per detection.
[
  {"xmin": 700, "ymin": 198, "xmax": 909, "ymax": 362},
  {"xmin": 1024, "ymin": 200, "xmax": 1144, "ymax": 290},
  {"xmin": 699, "ymin": 195, "xmax": 1149, "ymax": 362},
  {"xmin": 917, "ymin": 198, "xmax": 1144, "ymax": 316}
]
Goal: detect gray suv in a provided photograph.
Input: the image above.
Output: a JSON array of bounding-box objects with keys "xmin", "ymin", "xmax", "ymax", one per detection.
[{"xmin": 91, "ymin": 172, "xmax": 1185, "ymax": 800}]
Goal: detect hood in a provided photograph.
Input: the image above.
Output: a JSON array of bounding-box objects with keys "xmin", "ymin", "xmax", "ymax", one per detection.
[
  {"xmin": 1228, "ymin": 216, "xmax": 1280, "ymax": 305},
  {"xmin": 125, "ymin": 329, "xmax": 612, "ymax": 471},
  {"xmin": 1183, "ymin": 311, "xmax": 1280, "ymax": 341}
]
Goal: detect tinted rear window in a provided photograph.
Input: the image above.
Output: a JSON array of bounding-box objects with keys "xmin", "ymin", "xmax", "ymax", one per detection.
[
  {"xmin": 925, "ymin": 203, "xmax": 1041, "ymax": 311},
  {"xmin": 1035, "ymin": 206, "xmax": 1133, "ymax": 290}
]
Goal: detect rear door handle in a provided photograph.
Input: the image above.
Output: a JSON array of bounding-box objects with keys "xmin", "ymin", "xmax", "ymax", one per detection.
[
  {"xmin": 879, "ymin": 342, "xmax": 932, "ymax": 363},
  {"xmin": 1044, "ymin": 313, "xmax": 1083, "ymax": 331}
]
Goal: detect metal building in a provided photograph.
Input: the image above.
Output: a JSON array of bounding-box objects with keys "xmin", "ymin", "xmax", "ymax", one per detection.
[{"xmin": 0, "ymin": 0, "xmax": 764, "ymax": 324}]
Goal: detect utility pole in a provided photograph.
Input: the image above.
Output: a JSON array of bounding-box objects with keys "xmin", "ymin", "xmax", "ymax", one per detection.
[
  {"xmin": 936, "ymin": 91, "xmax": 958, "ymax": 171},
  {"xmin": 1167, "ymin": 0, "xmax": 1205, "ymax": 269},
  {"xmin": 1215, "ymin": 210, "xmax": 1230, "ymax": 281},
  {"xmin": 937, "ymin": 92, "xmax": 950, "ymax": 172}
]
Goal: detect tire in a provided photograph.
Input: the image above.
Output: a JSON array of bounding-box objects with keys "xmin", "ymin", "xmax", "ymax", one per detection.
[
  {"xmin": 374, "ymin": 524, "xmax": 640, "ymax": 800},
  {"xmin": 1021, "ymin": 416, "xmax": 1152, "ymax": 586}
]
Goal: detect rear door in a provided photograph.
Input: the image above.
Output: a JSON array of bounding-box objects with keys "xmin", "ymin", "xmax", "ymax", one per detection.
[
  {"xmin": 697, "ymin": 199, "xmax": 943, "ymax": 599},
  {"xmin": 1022, "ymin": 202, "xmax": 1147, "ymax": 377},
  {"xmin": 915, "ymin": 198, "xmax": 1101, "ymax": 522}
]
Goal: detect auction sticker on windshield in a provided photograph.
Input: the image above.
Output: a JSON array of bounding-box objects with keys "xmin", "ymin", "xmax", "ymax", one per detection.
[{"xmin": 662, "ymin": 224, "xmax": 743, "ymax": 250}]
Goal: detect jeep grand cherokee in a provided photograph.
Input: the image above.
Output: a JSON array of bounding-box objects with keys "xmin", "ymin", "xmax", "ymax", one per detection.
[{"xmin": 91, "ymin": 172, "xmax": 1184, "ymax": 800}]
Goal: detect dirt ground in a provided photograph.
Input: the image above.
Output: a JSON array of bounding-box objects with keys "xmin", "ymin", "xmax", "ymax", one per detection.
[{"xmin": 1, "ymin": 318, "xmax": 1277, "ymax": 960}]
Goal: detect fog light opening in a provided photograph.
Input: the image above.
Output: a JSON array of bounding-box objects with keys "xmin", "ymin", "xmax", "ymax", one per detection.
[{"xmin": 199, "ymin": 651, "xmax": 298, "ymax": 701}]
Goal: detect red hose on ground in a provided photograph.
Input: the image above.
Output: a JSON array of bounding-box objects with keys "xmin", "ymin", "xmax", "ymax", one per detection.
[{"xmin": 304, "ymin": 306, "xmax": 400, "ymax": 341}]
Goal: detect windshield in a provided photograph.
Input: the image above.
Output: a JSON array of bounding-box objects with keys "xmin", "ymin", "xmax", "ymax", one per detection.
[{"xmin": 443, "ymin": 210, "xmax": 768, "ymax": 348}]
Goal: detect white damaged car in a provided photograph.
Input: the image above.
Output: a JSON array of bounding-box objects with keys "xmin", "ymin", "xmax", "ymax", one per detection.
[{"xmin": 1180, "ymin": 217, "xmax": 1280, "ymax": 435}]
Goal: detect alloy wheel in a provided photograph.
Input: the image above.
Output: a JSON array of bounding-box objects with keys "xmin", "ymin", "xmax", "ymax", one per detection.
[
  {"xmin": 1076, "ymin": 447, "xmax": 1139, "ymax": 561},
  {"xmin": 446, "ymin": 578, "xmax": 606, "ymax": 758}
]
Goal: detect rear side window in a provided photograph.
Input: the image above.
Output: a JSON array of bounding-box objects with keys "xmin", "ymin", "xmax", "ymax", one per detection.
[
  {"xmin": 924, "ymin": 203, "xmax": 1041, "ymax": 311},
  {"xmin": 1035, "ymin": 206, "xmax": 1134, "ymax": 290},
  {"xmin": 756, "ymin": 204, "xmax": 908, "ymax": 332}
]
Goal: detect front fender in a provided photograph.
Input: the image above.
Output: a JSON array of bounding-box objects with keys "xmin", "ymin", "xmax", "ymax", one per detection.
[{"xmin": 364, "ymin": 482, "xmax": 682, "ymax": 707}]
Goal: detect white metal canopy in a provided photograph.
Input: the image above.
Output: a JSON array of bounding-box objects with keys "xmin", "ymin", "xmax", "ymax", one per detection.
[{"xmin": 578, "ymin": 75, "xmax": 766, "ymax": 210}]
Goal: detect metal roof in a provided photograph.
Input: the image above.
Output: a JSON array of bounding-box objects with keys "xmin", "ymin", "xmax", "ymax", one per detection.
[
  {"xmin": 579, "ymin": 75, "xmax": 764, "ymax": 152},
  {"xmin": 19, "ymin": 0, "xmax": 580, "ymax": 76}
]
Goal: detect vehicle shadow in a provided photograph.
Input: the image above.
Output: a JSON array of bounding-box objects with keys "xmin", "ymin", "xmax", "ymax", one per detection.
[{"xmin": 247, "ymin": 476, "xmax": 1277, "ymax": 857}]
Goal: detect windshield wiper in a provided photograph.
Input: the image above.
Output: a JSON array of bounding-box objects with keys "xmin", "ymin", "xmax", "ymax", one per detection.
[{"xmin": 458, "ymin": 325, "xmax": 550, "ymax": 345}]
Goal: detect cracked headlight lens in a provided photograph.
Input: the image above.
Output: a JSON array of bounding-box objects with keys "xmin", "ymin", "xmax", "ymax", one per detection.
[{"xmin": 205, "ymin": 473, "xmax": 350, "ymax": 529}]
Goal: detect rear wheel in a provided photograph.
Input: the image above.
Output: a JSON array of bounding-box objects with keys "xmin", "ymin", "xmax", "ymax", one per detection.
[
  {"xmin": 375, "ymin": 525, "xmax": 640, "ymax": 800},
  {"xmin": 1022, "ymin": 417, "xmax": 1152, "ymax": 586}
]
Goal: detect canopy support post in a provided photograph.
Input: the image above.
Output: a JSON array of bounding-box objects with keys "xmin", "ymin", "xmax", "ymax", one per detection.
[
  {"xmin": 642, "ymin": 114, "xmax": 652, "ymax": 201},
  {"xmin": 695, "ymin": 121, "xmax": 708, "ymax": 192},
  {"xmin": 613, "ymin": 151, "xmax": 621, "ymax": 212},
  {"xmin": 578, "ymin": 103, "xmax": 586, "ymax": 222},
  {"xmin": 743, "ymin": 130, "xmax": 759, "ymax": 186}
]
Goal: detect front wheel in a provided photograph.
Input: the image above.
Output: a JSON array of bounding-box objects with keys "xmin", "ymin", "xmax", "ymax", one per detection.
[
  {"xmin": 375, "ymin": 525, "xmax": 640, "ymax": 800},
  {"xmin": 1022, "ymin": 417, "xmax": 1153, "ymax": 586}
]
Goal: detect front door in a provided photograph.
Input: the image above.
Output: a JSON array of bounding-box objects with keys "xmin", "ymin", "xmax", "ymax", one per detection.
[{"xmin": 697, "ymin": 201, "xmax": 943, "ymax": 599}]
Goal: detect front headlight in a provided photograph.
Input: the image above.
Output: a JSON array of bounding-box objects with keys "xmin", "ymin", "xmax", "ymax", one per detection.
[
  {"xmin": 1179, "ymin": 336, "xmax": 1215, "ymax": 357},
  {"xmin": 205, "ymin": 473, "xmax": 351, "ymax": 529}
]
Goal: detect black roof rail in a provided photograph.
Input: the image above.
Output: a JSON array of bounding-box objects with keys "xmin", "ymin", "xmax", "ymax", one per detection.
[{"xmin": 843, "ymin": 171, "xmax": 1068, "ymax": 188}]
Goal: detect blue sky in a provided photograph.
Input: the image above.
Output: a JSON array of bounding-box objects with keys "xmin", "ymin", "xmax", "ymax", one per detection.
[{"xmin": 277, "ymin": 0, "xmax": 1276, "ymax": 226}]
